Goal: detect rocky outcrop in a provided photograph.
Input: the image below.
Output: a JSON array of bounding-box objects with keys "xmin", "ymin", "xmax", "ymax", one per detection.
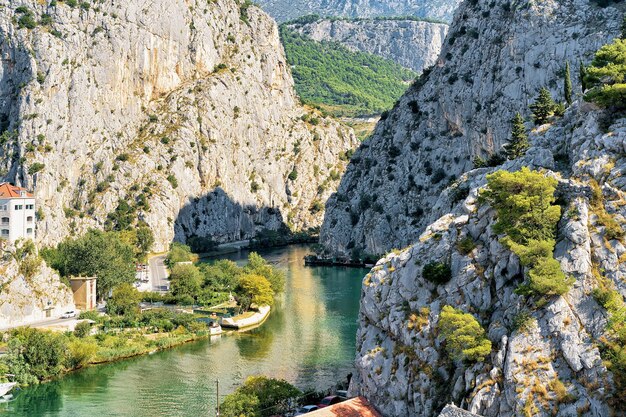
[
  {"xmin": 320, "ymin": 0, "xmax": 623, "ymax": 259},
  {"xmin": 285, "ymin": 18, "xmax": 448, "ymax": 73},
  {"xmin": 257, "ymin": 0, "xmax": 461, "ymax": 23},
  {"xmin": 0, "ymin": 245, "xmax": 74, "ymax": 328},
  {"xmin": 349, "ymin": 106, "xmax": 626, "ymax": 416},
  {"xmin": 0, "ymin": 0, "xmax": 357, "ymax": 251}
]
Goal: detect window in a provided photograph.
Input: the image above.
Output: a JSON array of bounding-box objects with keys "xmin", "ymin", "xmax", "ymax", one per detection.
[
  {"xmin": 25, "ymin": 204, "xmax": 34, "ymax": 210},
  {"xmin": 1, "ymin": 230, "xmax": 8, "ymax": 236},
  {"xmin": 14, "ymin": 205, "xmax": 22, "ymax": 210},
  {"xmin": 26, "ymin": 228, "xmax": 33, "ymax": 234},
  {"xmin": 1, "ymin": 217, "xmax": 9, "ymax": 224},
  {"xmin": 0, "ymin": 205, "xmax": 6, "ymax": 211},
  {"xmin": 27, "ymin": 216, "xmax": 33, "ymax": 222}
]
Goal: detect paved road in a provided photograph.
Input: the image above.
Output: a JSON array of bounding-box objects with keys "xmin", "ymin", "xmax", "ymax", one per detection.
[
  {"xmin": 0, "ymin": 316, "xmax": 78, "ymax": 331},
  {"xmin": 147, "ymin": 254, "xmax": 169, "ymax": 292}
]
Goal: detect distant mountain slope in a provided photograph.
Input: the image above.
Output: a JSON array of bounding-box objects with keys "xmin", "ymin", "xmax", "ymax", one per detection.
[
  {"xmin": 257, "ymin": 0, "xmax": 462, "ymax": 23},
  {"xmin": 285, "ymin": 17, "xmax": 448, "ymax": 73},
  {"xmin": 280, "ymin": 27, "xmax": 416, "ymax": 117}
]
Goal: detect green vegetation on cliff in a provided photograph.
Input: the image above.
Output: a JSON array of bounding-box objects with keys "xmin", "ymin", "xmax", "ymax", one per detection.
[
  {"xmin": 584, "ymin": 38, "xmax": 626, "ymax": 109},
  {"xmin": 481, "ymin": 168, "xmax": 572, "ymax": 297},
  {"xmin": 279, "ymin": 27, "xmax": 416, "ymax": 117},
  {"xmin": 437, "ymin": 306, "xmax": 491, "ymax": 362}
]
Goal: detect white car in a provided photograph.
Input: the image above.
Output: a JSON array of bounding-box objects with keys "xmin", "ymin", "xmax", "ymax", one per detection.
[
  {"xmin": 61, "ymin": 311, "xmax": 77, "ymax": 319},
  {"xmin": 294, "ymin": 405, "xmax": 319, "ymax": 415}
]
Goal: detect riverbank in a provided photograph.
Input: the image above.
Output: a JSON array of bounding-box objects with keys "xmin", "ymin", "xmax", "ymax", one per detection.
[
  {"xmin": 221, "ymin": 305, "xmax": 271, "ymax": 329},
  {"xmin": 5, "ymin": 245, "xmax": 364, "ymax": 417}
]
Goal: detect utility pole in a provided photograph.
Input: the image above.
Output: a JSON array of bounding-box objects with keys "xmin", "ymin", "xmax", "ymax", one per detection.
[{"xmin": 216, "ymin": 379, "xmax": 220, "ymax": 417}]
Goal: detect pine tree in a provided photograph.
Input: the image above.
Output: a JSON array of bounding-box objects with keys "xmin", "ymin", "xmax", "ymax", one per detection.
[
  {"xmin": 579, "ymin": 61, "xmax": 587, "ymax": 92},
  {"xmin": 564, "ymin": 61, "xmax": 572, "ymax": 105},
  {"xmin": 504, "ymin": 113, "xmax": 529, "ymax": 160},
  {"xmin": 529, "ymin": 88, "xmax": 556, "ymax": 125}
]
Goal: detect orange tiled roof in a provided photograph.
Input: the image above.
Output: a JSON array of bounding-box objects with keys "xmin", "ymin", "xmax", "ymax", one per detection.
[
  {"xmin": 307, "ymin": 397, "xmax": 382, "ymax": 417},
  {"xmin": 0, "ymin": 183, "xmax": 33, "ymax": 198}
]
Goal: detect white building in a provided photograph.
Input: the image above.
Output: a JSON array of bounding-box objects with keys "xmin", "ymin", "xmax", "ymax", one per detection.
[{"xmin": 0, "ymin": 183, "xmax": 36, "ymax": 243}]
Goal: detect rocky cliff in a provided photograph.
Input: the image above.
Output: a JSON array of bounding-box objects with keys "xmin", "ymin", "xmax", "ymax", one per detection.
[
  {"xmin": 0, "ymin": 0, "xmax": 357, "ymax": 251},
  {"xmin": 257, "ymin": 0, "xmax": 461, "ymax": 23},
  {"xmin": 285, "ymin": 18, "xmax": 448, "ymax": 73},
  {"xmin": 0, "ymin": 243, "xmax": 74, "ymax": 328},
  {"xmin": 320, "ymin": 0, "xmax": 623, "ymax": 259},
  {"xmin": 350, "ymin": 104, "xmax": 626, "ymax": 417}
]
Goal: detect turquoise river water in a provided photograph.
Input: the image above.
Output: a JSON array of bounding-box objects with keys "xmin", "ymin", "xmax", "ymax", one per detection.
[{"xmin": 2, "ymin": 245, "xmax": 368, "ymax": 417}]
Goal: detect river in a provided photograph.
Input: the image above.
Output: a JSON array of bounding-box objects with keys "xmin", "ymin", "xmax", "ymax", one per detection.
[{"xmin": 2, "ymin": 245, "xmax": 368, "ymax": 417}]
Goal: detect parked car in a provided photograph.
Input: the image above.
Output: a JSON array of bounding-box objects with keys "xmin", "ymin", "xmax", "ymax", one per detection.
[
  {"xmin": 317, "ymin": 396, "xmax": 345, "ymax": 408},
  {"xmin": 294, "ymin": 405, "xmax": 319, "ymax": 415},
  {"xmin": 61, "ymin": 311, "xmax": 77, "ymax": 319}
]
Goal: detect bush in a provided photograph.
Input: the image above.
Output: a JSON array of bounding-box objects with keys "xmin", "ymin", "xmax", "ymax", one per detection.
[
  {"xmin": 457, "ymin": 236, "xmax": 476, "ymax": 254},
  {"xmin": 28, "ymin": 162, "xmax": 45, "ymax": 175},
  {"xmin": 167, "ymin": 174, "xmax": 178, "ymax": 188},
  {"xmin": 438, "ymin": 305, "xmax": 491, "ymax": 362},
  {"xmin": 422, "ymin": 261, "xmax": 452, "ymax": 284},
  {"xmin": 73, "ymin": 321, "xmax": 92, "ymax": 338},
  {"xmin": 66, "ymin": 339, "xmax": 98, "ymax": 368},
  {"xmin": 106, "ymin": 283, "xmax": 142, "ymax": 316},
  {"xmin": 584, "ymin": 39, "xmax": 626, "ymax": 109}
]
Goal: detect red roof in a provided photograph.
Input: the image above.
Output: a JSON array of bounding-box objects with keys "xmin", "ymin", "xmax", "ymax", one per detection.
[
  {"xmin": 0, "ymin": 183, "xmax": 33, "ymax": 198},
  {"xmin": 307, "ymin": 397, "xmax": 382, "ymax": 417}
]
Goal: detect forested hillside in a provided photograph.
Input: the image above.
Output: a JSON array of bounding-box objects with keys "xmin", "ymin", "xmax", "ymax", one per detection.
[{"xmin": 280, "ymin": 27, "xmax": 416, "ymax": 117}]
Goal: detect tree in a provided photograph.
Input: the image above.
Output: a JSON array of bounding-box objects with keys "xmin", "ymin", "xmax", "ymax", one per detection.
[
  {"xmin": 482, "ymin": 169, "xmax": 573, "ymax": 298},
  {"xmin": 437, "ymin": 306, "xmax": 492, "ymax": 362},
  {"xmin": 5, "ymin": 328, "xmax": 67, "ymax": 383},
  {"xmin": 136, "ymin": 226, "xmax": 155, "ymax": 257},
  {"xmin": 169, "ymin": 263, "xmax": 203, "ymax": 298},
  {"xmin": 583, "ymin": 39, "xmax": 626, "ymax": 109},
  {"xmin": 243, "ymin": 252, "xmax": 285, "ymax": 293},
  {"xmin": 237, "ymin": 274, "xmax": 274, "ymax": 309},
  {"xmin": 564, "ymin": 61, "xmax": 573, "ymax": 105},
  {"xmin": 481, "ymin": 168, "xmax": 561, "ymax": 244},
  {"xmin": 529, "ymin": 87, "xmax": 556, "ymax": 125},
  {"xmin": 221, "ymin": 376, "xmax": 301, "ymax": 417},
  {"xmin": 166, "ymin": 242, "xmax": 192, "ymax": 265},
  {"xmin": 503, "ymin": 113, "xmax": 529, "ymax": 160},
  {"xmin": 106, "ymin": 283, "xmax": 141, "ymax": 316},
  {"xmin": 42, "ymin": 229, "xmax": 136, "ymax": 299},
  {"xmin": 105, "ymin": 199, "xmax": 135, "ymax": 231},
  {"xmin": 580, "ymin": 61, "xmax": 587, "ymax": 92}
]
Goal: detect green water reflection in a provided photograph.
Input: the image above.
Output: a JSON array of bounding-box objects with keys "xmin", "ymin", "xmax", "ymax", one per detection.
[{"xmin": 3, "ymin": 245, "xmax": 367, "ymax": 417}]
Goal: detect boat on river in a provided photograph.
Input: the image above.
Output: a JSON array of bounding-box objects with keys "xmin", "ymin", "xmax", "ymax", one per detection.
[{"xmin": 0, "ymin": 382, "xmax": 17, "ymax": 401}]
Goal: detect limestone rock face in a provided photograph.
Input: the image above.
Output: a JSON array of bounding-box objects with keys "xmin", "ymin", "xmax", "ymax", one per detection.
[
  {"xmin": 349, "ymin": 106, "xmax": 626, "ymax": 416},
  {"xmin": 0, "ymin": 250, "xmax": 74, "ymax": 328},
  {"xmin": 257, "ymin": 0, "xmax": 462, "ymax": 23},
  {"xmin": 285, "ymin": 18, "xmax": 449, "ymax": 73},
  {"xmin": 320, "ymin": 0, "xmax": 623, "ymax": 259},
  {"xmin": 0, "ymin": 0, "xmax": 357, "ymax": 251}
]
